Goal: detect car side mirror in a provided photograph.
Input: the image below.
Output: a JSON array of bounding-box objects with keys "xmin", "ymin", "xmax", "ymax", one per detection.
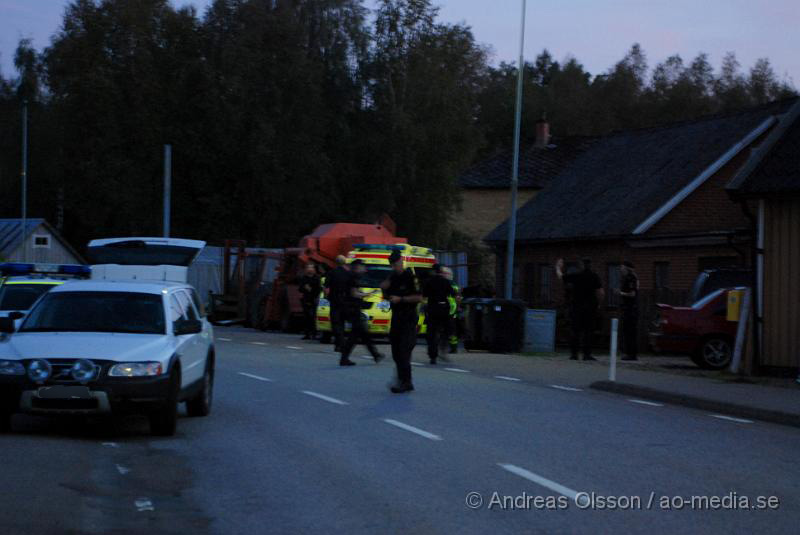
[
  {"xmin": 8, "ymin": 311, "xmax": 24, "ymax": 321},
  {"xmin": 174, "ymin": 318, "xmax": 202, "ymax": 336},
  {"xmin": 0, "ymin": 317, "xmax": 16, "ymax": 333}
]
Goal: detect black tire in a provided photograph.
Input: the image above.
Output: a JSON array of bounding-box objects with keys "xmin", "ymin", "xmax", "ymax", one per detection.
[
  {"xmin": 693, "ymin": 336, "xmax": 733, "ymax": 370},
  {"xmin": 150, "ymin": 364, "xmax": 180, "ymax": 436},
  {"xmin": 187, "ymin": 353, "xmax": 214, "ymax": 417}
]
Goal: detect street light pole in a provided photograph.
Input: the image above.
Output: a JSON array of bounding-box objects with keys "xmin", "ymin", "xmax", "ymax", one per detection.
[
  {"xmin": 504, "ymin": 0, "xmax": 527, "ymax": 299},
  {"xmin": 21, "ymin": 99, "xmax": 28, "ymax": 262},
  {"xmin": 163, "ymin": 144, "xmax": 171, "ymax": 238}
]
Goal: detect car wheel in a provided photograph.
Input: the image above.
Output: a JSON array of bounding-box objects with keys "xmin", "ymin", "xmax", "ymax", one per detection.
[
  {"xmin": 695, "ymin": 336, "xmax": 733, "ymax": 370},
  {"xmin": 187, "ymin": 354, "xmax": 214, "ymax": 417},
  {"xmin": 149, "ymin": 365, "xmax": 180, "ymax": 436}
]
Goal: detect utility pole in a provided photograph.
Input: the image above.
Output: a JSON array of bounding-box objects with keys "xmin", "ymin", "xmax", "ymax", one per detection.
[
  {"xmin": 504, "ymin": 0, "xmax": 527, "ymax": 299},
  {"xmin": 21, "ymin": 100, "xmax": 28, "ymax": 262},
  {"xmin": 163, "ymin": 144, "xmax": 171, "ymax": 237}
]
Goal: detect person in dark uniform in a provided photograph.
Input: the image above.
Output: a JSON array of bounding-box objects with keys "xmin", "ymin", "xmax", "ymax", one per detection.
[
  {"xmin": 441, "ymin": 267, "xmax": 461, "ymax": 354},
  {"xmin": 298, "ymin": 263, "xmax": 322, "ymax": 340},
  {"xmin": 339, "ymin": 260, "xmax": 385, "ymax": 366},
  {"xmin": 423, "ymin": 264, "xmax": 456, "ymax": 365},
  {"xmin": 324, "ymin": 255, "xmax": 350, "ymax": 351},
  {"xmin": 556, "ymin": 258, "xmax": 604, "ymax": 361},
  {"xmin": 616, "ymin": 261, "xmax": 640, "ymax": 361},
  {"xmin": 380, "ymin": 250, "xmax": 422, "ymax": 393}
]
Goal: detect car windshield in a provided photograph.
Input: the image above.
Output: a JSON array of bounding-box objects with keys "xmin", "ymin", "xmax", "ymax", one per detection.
[
  {"xmin": 20, "ymin": 291, "xmax": 166, "ymax": 334},
  {"xmin": 0, "ymin": 283, "xmax": 58, "ymax": 311},
  {"xmin": 358, "ymin": 267, "xmax": 393, "ymax": 288}
]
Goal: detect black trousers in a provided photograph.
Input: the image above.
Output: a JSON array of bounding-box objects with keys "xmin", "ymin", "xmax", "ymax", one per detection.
[
  {"xmin": 425, "ymin": 305, "xmax": 450, "ymax": 361},
  {"xmin": 621, "ymin": 307, "xmax": 639, "ymax": 358},
  {"xmin": 341, "ymin": 307, "xmax": 380, "ymax": 360},
  {"xmin": 570, "ymin": 307, "xmax": 596, "ymax": 359},
  {"xmin": 390, "ymin": 314, "xmax": 418, "ymax": 385},
  {"xmin": 330, "ymin": 301, "xmax": 345, "ymax": 349},
  {"xmin": 302, "ymin": 301, "xmax": 317, "ymax": 337}
]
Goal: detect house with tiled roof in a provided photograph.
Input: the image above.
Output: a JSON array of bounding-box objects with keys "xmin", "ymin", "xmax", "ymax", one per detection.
[
  {"xmin": 726, "ymin": 98, "xmax": 800, "ymax": 373},
  {"xmin": 486, "ymin": 97, "xmax": 798, "ymax": 348},
  {"xmin": 454, "ymin": 121, "xmax": 594, "ymax": 287}
]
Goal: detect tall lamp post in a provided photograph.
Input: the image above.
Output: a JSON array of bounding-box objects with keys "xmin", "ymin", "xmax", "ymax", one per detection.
[
  {"xmin": 21, "ymin": 99, "xmax": 28, "ymax": 262},
  {"xmin": 504, "ymin": 0, "xmax": 527, "ymax": 299}
]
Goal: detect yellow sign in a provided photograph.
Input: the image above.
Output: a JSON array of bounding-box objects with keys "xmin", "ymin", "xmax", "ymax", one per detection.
[{"xmin": 727, "ymin": 289, "xmax": 745, "ymax": 322}]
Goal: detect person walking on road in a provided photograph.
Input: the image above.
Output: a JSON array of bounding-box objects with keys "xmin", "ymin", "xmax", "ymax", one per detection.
[
  {"xmin": 298, "ymin": 263, "xmax": 322, "ymax": 340},
  {"xmin": 556, "ymin": 258, "xmax": 604, "ymax": 361},
  {"xmin": 339, "ymin": 260, "xmax": 385, "ymax": 366},
  {"xmin": 423, "ymin": 264, "xmax": 455, "ymax": 365},
  {"xmin": 324, "ymin": 255, "xmax": 350, "ymax": 352},
  {"xmin": 616, "ymin": 261, "xmax": 640, "ymax": 361},
  {"xmin": 381, "ymin": 250, "xmax": 422, "ymax": 393}
]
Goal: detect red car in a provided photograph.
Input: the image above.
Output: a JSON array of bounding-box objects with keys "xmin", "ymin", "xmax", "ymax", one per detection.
[{"xmin": 649, "ymin": 288, "xmax": 742, "ymax": 370}]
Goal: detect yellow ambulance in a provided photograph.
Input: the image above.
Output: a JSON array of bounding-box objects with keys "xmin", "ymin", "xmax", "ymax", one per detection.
[{"xmin": 316, "ymin": 244, "xmax": 436, "ymax": 338}]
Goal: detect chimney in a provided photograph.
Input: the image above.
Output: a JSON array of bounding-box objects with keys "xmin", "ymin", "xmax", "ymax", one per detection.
[{"xmin": 534, "ymin": 114, "xmax": 550, "ymax": 149}]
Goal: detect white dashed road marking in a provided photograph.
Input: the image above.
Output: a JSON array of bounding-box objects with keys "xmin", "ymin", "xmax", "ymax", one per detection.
[
  {"xmin": 383, "ymin": 419, "xmax": 442, "ymax": 441},
  {"xmin": 116, "ymin": 464, "xmax": 131, "ymax": 475},
  {"xmin": 549, "ymin": 385, "xmax": 583, "ymax": 392},
  {"xmin": 251, "ymin": 342, "xmax": 267, "ymax": 346},
  {"xmin": 135, "ymin": 498, "xmax": 155, "ymax": 512},
  {"xmin": 495, "ymin": 376, "xmax": 521, "ymax": 382},
  {"xmin": 410, "ymin": 362, "xmax": 425, "ymax": 367},
  {"xmin": 628, "ymin": 399, "xmax": 664, "ymax": 407},
  {"xmin": 499, "ymin": 464, "xmax": 586, "ymax": 505},
  {"xmin": 217, "ymin": 337, "xmax": 232, "ymax": 342},
  {"xmin": 286, "ymin": 346, "xmax": 302, "ymax": 350},
  {"xmin": 710, "ymin": 414, "xmax": 753, "ymax": 424},
  {"xmin": 101, "ymin": 442, "xmax": 118, "ymax": 448},
  {"xmin": 301, "ymin": 391, "xmax": 348, "ymax": 405},
  {"xmin": 238, "ymin": 372, "xmax": 273, "ymax": 382},
  {"xmin": 444, "ymin": 368, "xmax": 470, "ymax": 373}
]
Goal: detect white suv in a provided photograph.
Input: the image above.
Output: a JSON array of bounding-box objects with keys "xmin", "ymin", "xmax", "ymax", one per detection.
[{"xmin": 0, "ymin": 238, "xmax": 214, "ymax": 436}]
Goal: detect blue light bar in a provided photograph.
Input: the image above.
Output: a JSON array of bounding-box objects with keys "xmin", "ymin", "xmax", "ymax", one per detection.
[
  {"xmin": 0, "ymin": 263, "xmax": 90, "ymax": 277},
  {"xmin": 352, "ymin": 244, "xmax": 405, "ymax": 251}
]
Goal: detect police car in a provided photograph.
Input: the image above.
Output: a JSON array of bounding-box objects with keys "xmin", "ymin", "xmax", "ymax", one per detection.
[
  {"xmin": 0, "ymin": 263, "xmax": 90, "ymax": 322},
  {"xmin": 0, "ymin": 238, "xmax": 214, "ymax": 436}
]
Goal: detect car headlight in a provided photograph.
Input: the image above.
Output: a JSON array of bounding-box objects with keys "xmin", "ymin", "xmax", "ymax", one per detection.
[
  {"xmin": 27, "ymin": 359, "xmax": 52, "ymax": 382},
  {"xmin": 375, "ymin": 300, "xmax": 391, "ymax": 311},
  {"xmin": 71, "ymin": 359, "xmax": 98, "ymax": 382},
  {"xmin": 0, "ymin": 360, "xmax": 25, "ymax": 375},
  {"xmin": 108, "ymin": 362, "xmax": 164, "ymax": 377},
  {"xmin": 318, "ymin": 298, "xmax": 330, "ymax": 307}
]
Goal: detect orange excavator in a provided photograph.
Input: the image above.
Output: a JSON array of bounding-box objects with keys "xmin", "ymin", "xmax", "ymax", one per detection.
[{"xmin": 210, "ymin": 217, "xmax": 407, "ymax": 330}]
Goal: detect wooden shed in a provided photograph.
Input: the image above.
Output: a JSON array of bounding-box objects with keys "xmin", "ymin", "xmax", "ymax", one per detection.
[{"xmin": 0, "ymin": 219, "xmax": 84, "ymax": 265}]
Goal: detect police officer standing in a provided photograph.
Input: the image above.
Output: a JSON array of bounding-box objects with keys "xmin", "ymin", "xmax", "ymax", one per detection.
[
  {"xmin": 324, "ymin": 255, "xmax": 350, "ymax": 351},
  {"xmin": 616, "ymin": 261, "xmax": 640, "ymax": 361},
  {"xmin": 441, "ymin": 266, "xmax": 461, "ymax": 354},
  {"xmin": 423, "ymin": 264, "xmax": 455, "ymax": 365},
  {"xmin": 380, "ymin": 250, "xmax": 422, "ymax": 393},
  {"xmin": 556, "ymin": 258, "xmax": 604, "ymax": 361},
  {"xmin": 298, "ymin": 263, "xmax": 322, "ymax": 340},
  {"xmin": 339, "ymin": 260, "xmax": 385, "ymax": 366}
]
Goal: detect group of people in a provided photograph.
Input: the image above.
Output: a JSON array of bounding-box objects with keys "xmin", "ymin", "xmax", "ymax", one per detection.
[
  {"xmin": 297, "ymin": 252, "xmax": 462, "ymax": 394},
  {"xmin": 555, "ymin": 257, "xmax": 640, "ymax": 361}
]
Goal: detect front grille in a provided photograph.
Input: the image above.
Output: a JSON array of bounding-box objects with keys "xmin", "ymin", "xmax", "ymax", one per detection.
[{"xmin": 31, "ymin": 397, "xmax": 99, "ymax": 410}]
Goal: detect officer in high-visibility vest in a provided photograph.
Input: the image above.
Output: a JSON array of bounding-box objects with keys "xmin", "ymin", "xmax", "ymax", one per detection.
[{"xmin": 441, "ymin": 267, "xmax": 461, "ymax": 354}]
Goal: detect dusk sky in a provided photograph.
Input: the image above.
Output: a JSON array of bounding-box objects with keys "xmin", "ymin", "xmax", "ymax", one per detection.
[{"xmin": 1, "ymin": 0, "xmax": 798, "ymax": 85}]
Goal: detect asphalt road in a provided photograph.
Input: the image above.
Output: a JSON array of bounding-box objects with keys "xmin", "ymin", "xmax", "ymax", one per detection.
[{"xmin": 1, "ymin": 327, "xmax": 799, "ymax": 535}]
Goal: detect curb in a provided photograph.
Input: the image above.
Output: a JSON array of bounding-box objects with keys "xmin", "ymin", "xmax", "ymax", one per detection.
[{"xmin": 590, "ymin": 380, "xmax": 800, "ymax": 429}]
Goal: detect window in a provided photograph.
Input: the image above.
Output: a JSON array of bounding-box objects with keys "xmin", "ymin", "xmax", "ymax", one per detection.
[
  {"xmin": 538, "ymin": 264, "xmax": 552, "ymax": 302},
  {"xmin": 176, "ymin": 291, "xmax": 198, "ymax": 321},
  {"xmin": 188, "ymin": 288, "xmax": 206, "ymax": 317},
  {"xmin": 169, "ymin": 295, "xmax": 186, "ymax": 323},
  {"xmin": 607, "ymin": 264, "xmax": 621, "ymax": 306},
  {"xmin": 654, "ymin": 262, "xmax": 670, "ymax": 290},
  {"xmin": 33, "ymin": 235, "xmax": 50, "ymax": 249}
]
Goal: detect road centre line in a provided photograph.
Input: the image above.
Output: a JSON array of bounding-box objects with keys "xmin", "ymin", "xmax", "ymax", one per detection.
[
  {"xmin": 238, "ymin": 372, "xmax": 273, "ymax": 382},
  {"xmin": 495, "ymin": 376, "xmax": 521, "ymax": 382},
  {"xmin": 301, "ymin": 391, "xmax": 348, "ymax": 405},
  {"xmin": 217, "ymin": 337, "xmax": 232, "ymax": 341},
  {"xmin": 116, "ymin": 464, "xmax": 131, "ymax": 475},
  {"xmin": 410, "ymin": 362, "xmax": 425, "ymax": 367},
  {"xmin": 499, "ymin": 464, "xmax": 586, "ymax": 505},
  {"xmin": 549, "ymin": 384, "xmax": 583, "ymax": 392},
  {"xmin": 251, "ymin": 342, "xmax": 268, "ymax": 346},
  {"xmin": 383, "ymin": 419, "xmax": 442, "ymax": 441},
  {"xmin": 444, "ymin": 367, "xmax": 470, "ymax": 373},
  {"xmin": 286, "ymin": 346, "xmax": 302, "ymax": 350},
  {"xmin": 710, "ymin": 414, "xmax": 753, "ymax": 424},
  {"xmin": 628, "ymin": 399, "xmax": 664, "ymax": 407}
]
